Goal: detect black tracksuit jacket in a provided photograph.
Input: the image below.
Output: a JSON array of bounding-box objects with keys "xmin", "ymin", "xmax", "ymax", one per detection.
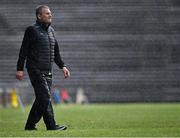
[{"xmin": 17, "ymin": 21, "xmax": 65, "ymax": 71}]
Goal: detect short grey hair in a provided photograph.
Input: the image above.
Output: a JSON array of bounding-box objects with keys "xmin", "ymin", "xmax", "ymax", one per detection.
[{"xmin": 36, "ymin": 5, "xmax": 49, "ymax": 18}]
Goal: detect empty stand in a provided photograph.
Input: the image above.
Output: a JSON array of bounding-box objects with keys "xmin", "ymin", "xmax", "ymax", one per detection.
[{"xmin": 0, "ymin": 0, "xmax": 179, "ymax": 103}]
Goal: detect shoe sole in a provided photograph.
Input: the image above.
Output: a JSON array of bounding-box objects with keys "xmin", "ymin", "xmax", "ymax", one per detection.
[{"xmin": 47, "ymin": 126, "xmax": 67, "ymax": 131}]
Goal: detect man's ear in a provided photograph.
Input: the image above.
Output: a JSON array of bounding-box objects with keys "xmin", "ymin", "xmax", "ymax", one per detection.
[{"xmin": 37, "ymin": 14, "xmax": 41, "ymax": 20}]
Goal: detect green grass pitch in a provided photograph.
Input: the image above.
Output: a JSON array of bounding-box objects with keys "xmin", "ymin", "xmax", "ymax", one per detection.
[{"xmin": 0, "ymin": 103, "xmax": 180, "ymax": 137}]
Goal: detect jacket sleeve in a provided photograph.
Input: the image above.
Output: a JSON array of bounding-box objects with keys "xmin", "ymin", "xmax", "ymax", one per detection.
[
  {"xmin": 54, "ymin": 39, "xmax": 65, "ymax": 69},
  {"xmin": 16, "ymin": 26, "xmax": 35, "ymax": 71}
]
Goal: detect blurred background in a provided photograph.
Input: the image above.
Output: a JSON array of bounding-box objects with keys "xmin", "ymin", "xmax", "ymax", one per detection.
[{"xmin": 0, "ymin": 0, "xmax": 180, "ymax": 107}]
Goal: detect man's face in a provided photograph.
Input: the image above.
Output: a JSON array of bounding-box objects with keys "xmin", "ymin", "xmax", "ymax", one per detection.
[{"xmin": 38, "ymin": 8, "xmax": 52, "ymax": 24}]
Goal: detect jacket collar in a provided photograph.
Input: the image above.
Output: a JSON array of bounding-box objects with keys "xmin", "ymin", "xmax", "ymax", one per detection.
[{"xmin": 36, "ymin": 20, "xmax": 50, "ymax": 31}]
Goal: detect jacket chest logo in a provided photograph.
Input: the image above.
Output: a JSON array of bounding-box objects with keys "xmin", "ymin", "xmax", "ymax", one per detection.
[{"xmin": 40, "ymin": 32, "xmax": 44, "ymax": 36}]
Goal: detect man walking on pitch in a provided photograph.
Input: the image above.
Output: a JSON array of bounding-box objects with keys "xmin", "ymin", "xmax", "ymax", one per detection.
[{"xmin": 16, "ymin": 5, "xmax": 70, "ymax": 131}]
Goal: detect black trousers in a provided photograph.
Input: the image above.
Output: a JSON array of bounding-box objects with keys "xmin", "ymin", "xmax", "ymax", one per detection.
[{"xmin": 25, "ymin": 69, "xmax": 56, "ymax": 129}]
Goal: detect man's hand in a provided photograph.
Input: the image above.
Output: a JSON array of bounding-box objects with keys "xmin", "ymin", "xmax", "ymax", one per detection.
[
  {"xmin": 16, "ymin": 71, "xmax": 24, "ymax": 80},
  {"xmin": 63, "ymin": 67, "xmax": 70, "ymax": 79}
]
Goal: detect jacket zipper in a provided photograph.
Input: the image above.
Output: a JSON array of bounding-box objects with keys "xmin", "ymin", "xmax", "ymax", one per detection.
[{"xmin": 47, "ymin": 31, "xmax": 51, "ymax": 69}]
